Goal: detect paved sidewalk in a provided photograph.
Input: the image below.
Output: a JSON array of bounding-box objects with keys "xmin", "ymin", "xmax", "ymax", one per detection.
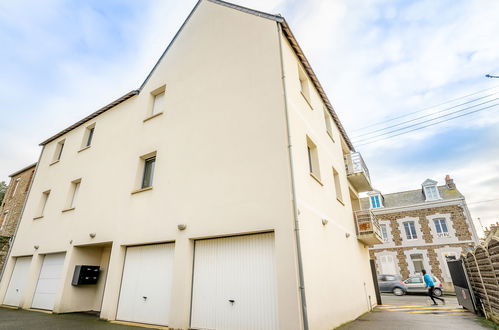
[
  {"xmin": 338, "ymin": 294, "xmax": 496, "ymax": 330},
  {"xmin": 0, "ymin": 307, "xmax": 145, "ymax": 330}
]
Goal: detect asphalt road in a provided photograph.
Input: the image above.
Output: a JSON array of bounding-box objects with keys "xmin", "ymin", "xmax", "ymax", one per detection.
[
  {"xmin": 338, "ymin": 294, "xmax": 496, "ymax": 330},
  {"xmin": 0, "ymin": 308, "xmax": 142, "ymax": 330}
]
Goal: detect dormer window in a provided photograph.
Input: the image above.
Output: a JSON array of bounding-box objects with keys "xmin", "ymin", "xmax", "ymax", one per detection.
[
  {"xmin": 368, "ymin": 190, "xmax": 383, "ymax": 209},
  {"xmin": 422, "ymin": 179, "xmax": 441, "ymax": 201}
]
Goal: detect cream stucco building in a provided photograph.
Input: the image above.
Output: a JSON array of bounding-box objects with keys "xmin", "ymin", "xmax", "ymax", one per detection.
[{"xmin": 0, "ymin": 1, "xmax": 381, "ymax": 329}]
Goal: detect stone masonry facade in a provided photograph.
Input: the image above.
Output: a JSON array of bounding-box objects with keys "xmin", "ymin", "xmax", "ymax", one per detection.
[
  {"xmin": 369, "ymin": 204, "xmax": 476, "ymax": 290},
  {"xmin": 0, "ymin": 164, "xmax": 36, "ymax": 272}
]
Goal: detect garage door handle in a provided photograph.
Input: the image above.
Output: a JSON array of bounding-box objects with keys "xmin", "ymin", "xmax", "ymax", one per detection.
[
  {"xmin": 229, "ymin": 299, "xmax": 235, "ymax": 304},
  {"xmin": 142, "ymin": 296, "xmax": 147, "ymax": 300}
]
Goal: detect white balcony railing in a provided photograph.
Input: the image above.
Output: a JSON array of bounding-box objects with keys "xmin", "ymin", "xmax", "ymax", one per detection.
[{"xmin": 344, "ymin": 152, "xmax": 372, "ymax": 192}]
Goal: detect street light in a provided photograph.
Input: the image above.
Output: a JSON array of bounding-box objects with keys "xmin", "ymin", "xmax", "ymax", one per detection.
[{"xmin": 485, "ymin": 74, "xmax": 499, "ymax": 78}]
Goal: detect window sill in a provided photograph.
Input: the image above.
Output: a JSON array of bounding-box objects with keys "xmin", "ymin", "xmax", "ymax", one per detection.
[
  {"xmin": 131, "ymin": 186, "xmax": 153, "ymax": 195},
  {"xmin": 61, "ymin": 207, "xmax": 75, "ymax": 213},
  {"xmin": 336, "ymin": 197, "xmax": 345, "ymax": 206},
  {"xmin": 78, "ymin": 146, "xmax": 91, "ymax": 153},
  {"xmin": 143, "ymin": 112, "xmax": 164, "ymax": 123},
  {"xmin": 300, "ymin": 91, "xmax": 313, "ymax": 110},
  {"xmin": 309, "ymin": 173, "xmax": 323, "ymax": 186},
  {"xmin": 33, "ymin": 216, "xmax": 44, "ymax": 220},
  {"xmin": 49, "ymin": 160, "xmax": 60, "ymax": 166}
]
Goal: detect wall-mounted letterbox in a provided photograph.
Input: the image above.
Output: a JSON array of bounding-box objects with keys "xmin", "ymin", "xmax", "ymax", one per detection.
[{"xmin": 72, "ymin": 265, "xmax": 100, "ymax": 285}]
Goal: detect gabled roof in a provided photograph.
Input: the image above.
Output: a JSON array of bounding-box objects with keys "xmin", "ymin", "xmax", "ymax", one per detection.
[
  {"xmin": 9, "ymin": 163, "xmax": 37, "ymax": 178},
  {"xmin": 40, "ymin": 0, "xmax": 355, "ymax": 151},
  {"xmin": 422, "ymin": 178, "xmax": 438, "ymax": 186}
]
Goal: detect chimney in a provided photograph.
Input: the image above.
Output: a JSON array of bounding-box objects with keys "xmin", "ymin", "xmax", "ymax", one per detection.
[{"xmin": 445, "ymin": 175, "xmax": 456, "ymax": 190}]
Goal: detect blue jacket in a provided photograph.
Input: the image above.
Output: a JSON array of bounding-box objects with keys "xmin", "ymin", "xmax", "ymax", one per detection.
[{"xmin": 423, "ymin": 274, "xmax": 434, "ymax": 287}]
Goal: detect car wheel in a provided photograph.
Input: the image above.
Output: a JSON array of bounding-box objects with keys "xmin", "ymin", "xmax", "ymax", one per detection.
[
  {"xmin": 393, "ymin": 287, "xmax": 404, "ymax": 296},
  {"xmin": 434, "ymin": 288, "xmax": 442, "ymax": 297}
]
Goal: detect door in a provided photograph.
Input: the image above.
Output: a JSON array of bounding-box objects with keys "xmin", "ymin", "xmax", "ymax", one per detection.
[
  {"xmin": 116, "ymin": 243, "xmax": 174, "ymax": 326},
  {"xmin": 3, "ymin": 256, "xmax": 32, "ymax": 306},
  {"xmin": 31, "ymin": 253, "xmax": 66, "ymax": 310},
  {"xmin": 191, "ymin": 233, "xmax": 278, "ymax": 330}
]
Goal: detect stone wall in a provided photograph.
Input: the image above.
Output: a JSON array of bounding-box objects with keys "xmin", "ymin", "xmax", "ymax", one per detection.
[{"xmin": 0, "ymin": 165, "xmax": 35, "ymax": 272}]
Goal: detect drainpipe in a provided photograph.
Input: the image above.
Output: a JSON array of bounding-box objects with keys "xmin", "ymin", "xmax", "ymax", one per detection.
[
  {"xmin": 0, "ymin": 146, "xmax": 44, "ymax": 281},
  {"xmin": 277, "ymin": 22, "xmax": 309, "ymax": 330}
]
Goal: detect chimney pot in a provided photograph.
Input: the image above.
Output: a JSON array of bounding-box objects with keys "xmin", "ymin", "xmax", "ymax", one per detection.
[{"xmin": 445, "ymin": 175, "xmax": 456, "ymax": 190}]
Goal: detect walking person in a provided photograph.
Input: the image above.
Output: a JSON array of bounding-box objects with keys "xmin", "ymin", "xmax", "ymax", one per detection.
[{"xmin": 422, "ymin": 269, "xmax": 445, "ymax": 306}]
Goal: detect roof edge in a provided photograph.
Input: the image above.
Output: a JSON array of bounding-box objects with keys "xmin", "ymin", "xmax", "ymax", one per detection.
[
  {"xmin": 9, "ymin": 163, "xmax": 37, "ymax": 178},
  {"xmin": 39, "ymin": 90, "xmax": 139, "ymax": 146}
]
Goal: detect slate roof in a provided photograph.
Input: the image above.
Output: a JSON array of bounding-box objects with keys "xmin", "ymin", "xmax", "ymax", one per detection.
[{"xmin": 360, "ymin": 185, "xmax": 464, "ymax": 210}]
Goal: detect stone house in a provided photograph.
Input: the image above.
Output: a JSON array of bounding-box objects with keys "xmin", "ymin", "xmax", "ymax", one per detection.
[
  {"xmin": 361, "ymin": 175, "xmax": 479, "ymax": 291},
  {"xmin": 0, "ymin": 163, "xmax": 36, "ymax": 274},
  {"xmin": 0, "ymin": 1, "xmax": 380, "ymax": 329}
]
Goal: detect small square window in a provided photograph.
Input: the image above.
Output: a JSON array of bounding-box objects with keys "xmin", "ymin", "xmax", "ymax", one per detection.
[{"xmin": 142, "ymin": 157, "xmax": 156, "ymax": 189}]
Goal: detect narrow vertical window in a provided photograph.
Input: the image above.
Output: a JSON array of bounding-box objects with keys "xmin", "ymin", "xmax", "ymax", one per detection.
[
  {"xmin": 53, "ymin": 140, "xmax": 65, "ymax": 162},
  {"xmin": 142, "ymin": 157, "xmax": 156, "ymax": 189},
  {"xmin": 86, "ymin": 126, "xmax": 95, "ymax": 147},
  {"xmin": 324, "ymin": 108, "xmax": 334, "ymax": 140},
  {"xmin": 434, "ymin": 218, "xmax": 449, "ymax": 238},
  {"xmin": 36, "ymin": 190, "xmax": 50, "ymax": 218},
  {"xmin": 380, "ymin": 224, "xmax": 389, "ymax": 242},
  {"xmin": 306, "ymin": 137, "xmax": 321, "ymax": 182},
  {"xmin": 69, "ymin": 180, "xmax": 81, "ymax": 209},
  {"xmin": 298, "ymin": 64, "xmax": 311, "ymax": 106},
  {"xmin": 370, "ymin": 195, "xmax": 381, "ymax": 208},
  {"xmin": 333, "ymin": 167, "xmax": 343, "ymax": 202}
]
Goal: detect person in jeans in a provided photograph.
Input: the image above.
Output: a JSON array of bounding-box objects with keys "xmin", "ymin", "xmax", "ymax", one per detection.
[{"xmin": 422, "ymin": 269, "xmax": 445, "ymax": 305}]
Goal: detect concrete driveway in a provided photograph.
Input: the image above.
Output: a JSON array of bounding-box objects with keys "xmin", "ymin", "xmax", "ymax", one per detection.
[
  {"xmin": 0, "ymin": 307, "xmax": 149, "ymax": 330},
  {"xmin": 338, "ymin": 294, "xmax": 496, "ymax": 330}
]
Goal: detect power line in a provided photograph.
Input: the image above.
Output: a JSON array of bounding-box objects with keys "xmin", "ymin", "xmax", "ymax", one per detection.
[
  {"xmin": 350, "ymin": 85, "xmax": 499, "ymax": 132},
  {"xmin": 356, "ymin": 102, "xmax": 499, "ymax": 147},
  {"xmin": 351, "ymin": 92, "xmax": 499, "ymax": 139},
  {"xmin": 353, "ymin": 98, "xmax": 499, "ymax": 143}
]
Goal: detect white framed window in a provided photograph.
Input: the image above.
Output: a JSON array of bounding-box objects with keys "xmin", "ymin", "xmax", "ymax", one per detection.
[
  {"xmin": 380, "ymin": 224, "xmax": 389, "ymax": 243},
  {"xmin": 0, "ymin": 211, "xmax": 8, "ymax": 231},
  {"xmin": 410, "ymin": 253, "xmax": 424, "ymax": 274},
  {"xmin": 68, "ymin": 179, "xmax": 81, "ymax": 209},
  {"xmin": 142, "ymin": 157, "xmax": 156, "ymax": 189},
  {"xmin": 11, "ymin": 178, "xmax": 20, "ymax": 197},
  {"xmin": 332, "ymin": 167, "xmax": 343, "ymax": 203},
  {"xmin": 370, "ymin": 195, "xmax": 382, "ymax": 208},
  {"xmin": 422, "ymin": 179, "xmax": 440, "ymax": 201},
  {"xmin": 81, "ymin": 124, "xmax": 96, "ymax": 148},
  {"xmin": 36, "ymin": 190, "xmax": 50, "ymax": 218},
  {"xmin": 433, "ymin": 218, "xmax": 450, "ymax": 238},
  {"xmin": 403, "ymin": 221, "xmax": 418, "ymax": 240}
]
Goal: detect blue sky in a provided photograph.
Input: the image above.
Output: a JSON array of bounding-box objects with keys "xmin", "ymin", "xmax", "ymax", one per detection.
[{"xmin": 1, "ymin": 0, "xmax": 498, "ymax": 234}]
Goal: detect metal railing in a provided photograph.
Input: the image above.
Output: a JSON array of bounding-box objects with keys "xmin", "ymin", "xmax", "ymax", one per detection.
[
  {"xmin": 354, "ymin": 210, "xmax": 381, "ymax": 238},
  {"xmin": 344, "ymin": 152, "xmax": 370, "ymax": 181}
]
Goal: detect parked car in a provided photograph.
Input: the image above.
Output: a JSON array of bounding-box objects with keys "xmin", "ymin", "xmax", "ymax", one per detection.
[
  {"xmin": 377, "ymin": 274, "xmax": 407, "ymax": 296},
  {"xmin": 404, "ymin": 275, "xmax": 444, "ymax": 296}
]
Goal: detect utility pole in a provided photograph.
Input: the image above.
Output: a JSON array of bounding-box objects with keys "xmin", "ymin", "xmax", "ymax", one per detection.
[{"xmin": 485, "ymin": 74, "xmax": 499, "ymax": 78}]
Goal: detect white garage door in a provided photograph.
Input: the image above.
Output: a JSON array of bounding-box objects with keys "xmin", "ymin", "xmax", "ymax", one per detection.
[
  {"xmin": 31, "ymin": 253, "xmax": 66, "ymax": 310},
  {"xmin": 191, "ymin": 233, "xmax": 278, "ymax": 330},
  {"xmin": 117, "ymin": 243, "xmax": 174, "ymax": 326},
  {"xmin": 3, "ymin": 256, "xmax": 32, "ymax": 307}
]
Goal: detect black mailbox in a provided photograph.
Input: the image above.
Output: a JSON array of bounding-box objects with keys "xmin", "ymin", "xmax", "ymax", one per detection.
[{"xmin": 72, "ymin": 265, "xmax": 100, "ymax": 285}]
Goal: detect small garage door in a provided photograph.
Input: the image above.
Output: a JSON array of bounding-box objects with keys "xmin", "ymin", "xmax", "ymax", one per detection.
[
  {"xmin": 31, "ymin": 253, "xmax": 66, "ymax": 310},
  {"xmin": 3, "ymin": 256, "xmax": 32, "ymax": 307},
  {"xmin": 191, "ymin": 233, "xmax": 278, "ymax": 330},
  {"xmin": 116, "ymin": 243, "xmax": 174, "ymax": 326}
]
